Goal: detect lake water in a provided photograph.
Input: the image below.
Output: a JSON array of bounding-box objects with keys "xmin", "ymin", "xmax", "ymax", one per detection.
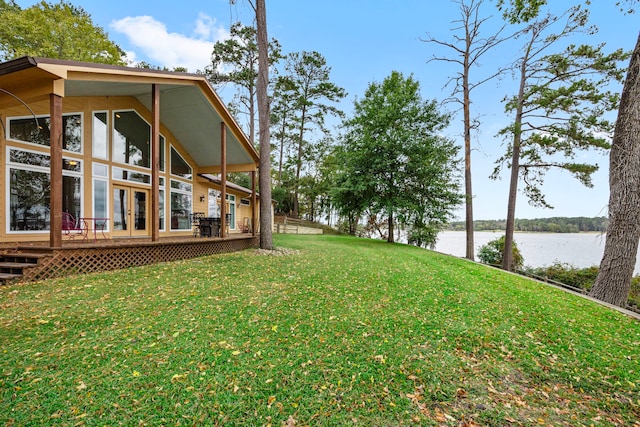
[{"xmin": 434, "ymin": 231, "xmax": 640, "ymax": 274}]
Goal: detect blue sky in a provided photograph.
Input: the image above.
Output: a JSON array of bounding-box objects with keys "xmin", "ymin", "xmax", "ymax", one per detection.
[{"xmin": 17, "ymin": 0, "xmax": 639, "ymax": 220}]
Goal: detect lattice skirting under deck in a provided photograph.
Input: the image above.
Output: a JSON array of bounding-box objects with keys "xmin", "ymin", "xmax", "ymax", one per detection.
[{"xmin": 20, "ymin": 237, "xmax": 259, "ymax": 282}]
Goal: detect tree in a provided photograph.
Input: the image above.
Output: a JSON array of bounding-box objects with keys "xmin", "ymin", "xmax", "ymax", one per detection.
[
  {"xmin": 422, "ymin": 0, "xmax": 510, "ymax": 260},
  {"xmin": 206, "ymin": 22, "xmax": 281, "ymax": 144},
  {"xmin": 590, "ymin": 34, "xmax": 640, "ymax": 307},
  {"xmin": 494, "ymin": 4, "xmax": 628, "ymax": 271},
  {"xmin": 270, "ymin": 75, "xmax": 298, "ymax": 185},
  {"xmin": 281, "ymin": 51, "xmax": 346, "ymax": 218},
  {"xmin": 0, "ymin": 1, "xmax": 124, "ymax": 64},
  {"xmin": 253, "ymin": 0, "xmax": 273, "ymax": 250},
  {"xmin": 334, "ymin": 71, "xmax": 462, "ymax": 246},
  {"xmin": 478, "ymin": 235, "xmax": 524, "ymax": 269}
]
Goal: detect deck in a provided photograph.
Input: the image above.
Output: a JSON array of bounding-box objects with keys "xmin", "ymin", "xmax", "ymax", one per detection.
[{"xmin": 0, "ymin": 234, "xmax": 259, "ymax": 284}]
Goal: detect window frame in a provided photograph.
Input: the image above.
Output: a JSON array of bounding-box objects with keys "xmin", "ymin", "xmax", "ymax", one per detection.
[
  {"xmin": 7, "ymin": 112, "xmax": 84, "ymax": 154},
  {"xmin": 6, "ymin": 146, "xmax": 84, "ymax": 234},
  {"xmin": 112, "ymin": 109, "xmax": 152, "ymax": 170}
]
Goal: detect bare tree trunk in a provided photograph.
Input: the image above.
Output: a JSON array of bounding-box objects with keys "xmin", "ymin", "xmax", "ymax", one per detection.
[
  {"xmin": 255, "ymin": 0, "xmax": 273, "ymax": 250},
  {"xmin": 590, "ymin": 34, "xmax": 640, "ymax": 307},
  {"xmin": 249, "ymin": 86, "xmax": 255, "ymax": 145},
  {"xmin": 502, "ymin": 43, "xmax": 530, "ymax": 271},
  {"xmin": 387, "ymin": 211, "xmax": 394, "ymax": 243},
  {"xmin": 463, "ymin": 52, "xmax": 474, "ymax": 261}
]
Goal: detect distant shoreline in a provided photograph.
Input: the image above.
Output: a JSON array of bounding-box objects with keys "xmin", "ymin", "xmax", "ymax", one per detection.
[{"xmin": 447, "ymin": 216, "xmax": 607, "ymax": 234}]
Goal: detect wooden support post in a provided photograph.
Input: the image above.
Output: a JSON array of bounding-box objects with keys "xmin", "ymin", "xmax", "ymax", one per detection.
[
  {"xmin": 220, "ymin": 121, "xmax": 227, "ymax": 238},
  {"xmin": 49, "ymin": 94, "xmax": 63, "ymax": 248},
  {"xmin": 251, "ymin": 170, "xmax": 257, "ymax": 236},
  {"xmin": 151, "ymin": 84, "xmax": 160, "ymax": 242}
]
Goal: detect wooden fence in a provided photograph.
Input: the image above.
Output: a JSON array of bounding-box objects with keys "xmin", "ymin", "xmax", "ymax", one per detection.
[{"xmin": 273, "ymin": 216, "xmax": 323, "ymax": 235}]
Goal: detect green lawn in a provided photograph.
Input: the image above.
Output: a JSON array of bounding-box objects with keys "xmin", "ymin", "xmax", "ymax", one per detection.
[{"xmin": 1, "ymin": 234, "xmax": 639, "ymax": 426}]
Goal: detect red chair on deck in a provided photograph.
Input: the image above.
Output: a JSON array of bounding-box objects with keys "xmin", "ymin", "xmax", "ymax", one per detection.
[{"xmin": 62, "ymin": 212, "xmax": 88, "ymax": 241}]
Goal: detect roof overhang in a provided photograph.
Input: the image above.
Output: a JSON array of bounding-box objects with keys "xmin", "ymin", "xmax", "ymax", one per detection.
[{"xmin": 0, "ymin": 56, "xmax": 258, "ymax": 171}]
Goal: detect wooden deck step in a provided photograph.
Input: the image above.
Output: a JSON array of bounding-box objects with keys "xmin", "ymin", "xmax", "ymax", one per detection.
[
  {"xmin": 0, "ymin": 272, "xmax": 23, "ymax": 284},
  {"xmin": 0, "ymin": 251, "xmax": 51, "ymax": 285},
  {"xmin": 0, "ymin": 261, "xmax": 39, "ymax": 270}
]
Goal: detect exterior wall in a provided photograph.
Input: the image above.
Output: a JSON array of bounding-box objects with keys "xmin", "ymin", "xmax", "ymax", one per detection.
[{"xmin": 1, "ymin": 94, "xmax": 257, "ymax": 243}]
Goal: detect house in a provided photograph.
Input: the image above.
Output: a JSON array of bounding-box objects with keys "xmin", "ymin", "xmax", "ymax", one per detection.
[{"xmin": 0, "ymin": 56, "xmax": 268, "ymax": 282}]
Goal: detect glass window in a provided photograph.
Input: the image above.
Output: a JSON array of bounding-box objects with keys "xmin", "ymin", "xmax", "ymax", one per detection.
[
  {"xmin": 170, "ymin": 146, "xmax": 192, "ymax": 179},
  {"xmin": 93, "ymin": 163, "xmax": 108, "ymax": 177},
  {"xmin": 8, "ymin": 169, "xmax": 81, "ymax": 231},
  {"xmin": 9, "ymin": 149, "xmax": 81, "ymax": 172},
  {"xmin": 10, "ymin": 149, "xmax": 49, "ymax": 167},
  {"xmin": 208, "ymin": 189, "xmax": 220, "ymax": 217},
  {"xmin": 170, "ymin": 180, "xmax": 191, "ymax": 192},
  {"xmin": 112, "ymin": 167, "xmax": 151, "ymax": 185},
  {"xmin": 9, "ymin": 114, "xmax": 82, "ymax": 152},
  {"xmin": 159, "ymin": 189, "xmax": 165, "ymax": 231},
  {"xmin": 93, "ymin": 112, "xmax": 108, "ymax": 159},
  {"xmin": 227, "ymin": 194, "xmax": 236, "ymax": 230},
  {"xmin": 170, "ymin": 192, "xmax": 191, "ymax": 230},
  {"xmin": 113, "ymin": 111, "xmax": 150, "ymax": 168},
  {"xmin": 159, "ymin": 135, "xmax": 166, "ymax": 172},
  {"xmin": 93, "ymin": 180, "xmax": 108, "ymax": 222}
]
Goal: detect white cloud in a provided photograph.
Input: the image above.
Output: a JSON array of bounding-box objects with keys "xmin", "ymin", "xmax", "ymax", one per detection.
[{"xmin": 110, "ymin": 14, "xmax": 229, "ymax": 72}]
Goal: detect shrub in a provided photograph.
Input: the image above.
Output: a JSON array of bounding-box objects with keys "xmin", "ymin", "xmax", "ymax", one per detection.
[
  {"xmin": 525, "ymin": 263, "xmax": 598, "ymax": 291},
  {"xmin": 477, "ymin": 235, "xmax": 524, "ymax": 270},
  {"xmin": 525, "ymin": 263, "xmax": 640, "ymax": 308}
]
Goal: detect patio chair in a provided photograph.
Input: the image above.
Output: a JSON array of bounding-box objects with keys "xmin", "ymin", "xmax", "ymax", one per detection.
[
  {"xmin": 190, "ymin": 212, "xmax": 205, "ymax": 237},
  {"xmin": 62, "ymin": 212, "xmax": 88, "ymax": 240}
]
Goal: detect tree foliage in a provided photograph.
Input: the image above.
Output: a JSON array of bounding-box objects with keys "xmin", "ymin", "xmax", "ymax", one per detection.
[
  {"xmin": 0, "ymin": 1, "xmax": 124, "ymax": 64},
  {"xmin": 478, "ymin": 235, "xmax": 524, "ymax": 270},
  {"xmin": 494, "ymin": 4, "xmax": 628, "ymax": 271},
  {"xmin": 278, "ymin": 51, "xmax": 346, "ymax": 218},
  {"xmin": 206, "ymin": 22, "xmax": 281, "ymax": 144},
  {"xmin": 333, "ymin": 71, "xmax": 462, "ymax": 247},
  {"xmin": 448, "ymin": 216, "xmax": 608, "ymax": 232}
]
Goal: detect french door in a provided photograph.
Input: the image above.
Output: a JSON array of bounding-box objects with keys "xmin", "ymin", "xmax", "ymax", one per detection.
[{"xmin": 112, "ymin": 185, "xmax": 149, "ymax": 237}]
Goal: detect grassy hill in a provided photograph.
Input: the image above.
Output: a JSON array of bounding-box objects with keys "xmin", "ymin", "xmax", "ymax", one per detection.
[{"xmin": 1, "ymin": 235, "xmax": 638, "ymax": 425}]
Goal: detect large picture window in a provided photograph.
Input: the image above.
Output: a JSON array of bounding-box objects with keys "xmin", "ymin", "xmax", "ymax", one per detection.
[
  {"xmin": 92, "ymin": 111, "xmax": 108, "ymax": 159},
  {"xmin": 8, "ymin": 114, "xmax": 82, "ymax": 152},
  {"xmin": 7, "ymin": 148, "xmax": 82, "ymax": 232},
  {"xmin": 113, "ymin": 110, "xmax": 151, "ymax": 168},
  {"xmin": 93, "ymin": 163, "xmax": 109, "ymax": 229},
  {"xmin": 170, "ymin": 146, "xmax": 192, "ymax": 179}
]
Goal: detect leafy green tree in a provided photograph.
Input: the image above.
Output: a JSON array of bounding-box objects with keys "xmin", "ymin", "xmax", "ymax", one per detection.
[
  {"xmin": 493, "ymin": 4, "xmax": 628, "ymax": 271},
  {"xmin": 297, "ymin": 136, "xmax": 335, "ymax": 222},
  {"xmin": 0, "ymin": 1, "xmax": 124, "ymax": 64},
  {"xmin": 281, "ymin": 51, "xmax": 346, "ymax": 218},
  {"xmin": 478, "ymin": 235, "xmax": 524, "ymax": 269},
  {"xmin": 206, "ymin": 22, "xmax": 281, "ymax": 144},
  {"xmin": 334, "ymin": 71, "xmax": 462, "ymax": 246}
]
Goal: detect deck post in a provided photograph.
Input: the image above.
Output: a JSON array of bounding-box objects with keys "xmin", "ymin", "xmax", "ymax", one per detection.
[
  {"xmin": 151, "ymin": 84, "xmax": 160, "ymax": 242},
  {"xmin": 251, "ymin": 170, "xmax": 257, "ymax": 236},
  {"xmin": 220, "ymin": 121, "xmax": 227, "ymax": 238},
  {"xmin": 49, "ymin": 93, "xmax": 63, "ymax": 248}
]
